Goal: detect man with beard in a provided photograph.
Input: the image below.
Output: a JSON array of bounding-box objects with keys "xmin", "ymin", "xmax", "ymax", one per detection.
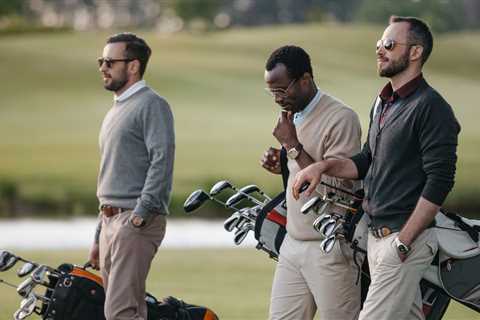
[
  {"xmin": 88, "ymin": 33, "xmax": 175, "ymax": 320},
  {"xmin": 261, "ymin": 45, "xmax": 363, "ymax": 320},
  {"xmin": 292, "ymin": 16, "xmax": 460, "ymax": 319}
]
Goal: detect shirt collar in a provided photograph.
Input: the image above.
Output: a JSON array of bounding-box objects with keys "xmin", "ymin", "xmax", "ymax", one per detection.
[
  {"xmin": 114, "ymin": 80, "xmax": 146, "ymax": 102},
  {"xmin": 293, "ymin": 88, "xmax": 323, "ymax": 126},
  {"xmin": 379, "ymin": 73, "xmax": 424, "ymax": 102}
]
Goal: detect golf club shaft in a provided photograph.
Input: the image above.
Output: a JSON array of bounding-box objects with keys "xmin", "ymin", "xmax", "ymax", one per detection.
[{"xmin": 0, "ymin": 278, "xmax": 17, "ymax": 288}]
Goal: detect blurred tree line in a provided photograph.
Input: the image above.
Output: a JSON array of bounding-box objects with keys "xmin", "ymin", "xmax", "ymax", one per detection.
[{"xmin": 0, "ymin": 0, "xmax": 479, "ymax": 33}]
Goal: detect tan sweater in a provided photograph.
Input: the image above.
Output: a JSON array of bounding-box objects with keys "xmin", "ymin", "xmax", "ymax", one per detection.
[{"xmin": 286, "ymin": 93, "xmax": 362, "ymax": 240}]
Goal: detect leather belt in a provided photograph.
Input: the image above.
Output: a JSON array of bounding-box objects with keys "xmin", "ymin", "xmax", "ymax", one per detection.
[
  {"xmin": 369, "ymin": 225, "xmax": 395, "ymax": 239},
  {"xmin": 100, "ymin": 205, "xmax": 130, "ymax": 218}
]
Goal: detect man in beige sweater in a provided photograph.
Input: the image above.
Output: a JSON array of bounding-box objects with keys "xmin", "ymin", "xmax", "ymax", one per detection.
[{"xmin": 261, "ymin": 45, "xmax": 362, "ymax": 320}]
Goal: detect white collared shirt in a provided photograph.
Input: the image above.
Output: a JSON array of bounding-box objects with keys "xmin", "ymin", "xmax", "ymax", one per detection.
[
  {"xmin": 114, "ymin": 80, "xmax": 146, "ymax": 102},
  {"xmin": 293, "ymin": 88, "xmax": 323, "ymax": 126}
]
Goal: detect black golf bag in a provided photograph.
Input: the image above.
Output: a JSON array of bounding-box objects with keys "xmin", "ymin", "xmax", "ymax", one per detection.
[{"xmin": 41, "ymin": 264, "xmax": 218, "ymax": 320}]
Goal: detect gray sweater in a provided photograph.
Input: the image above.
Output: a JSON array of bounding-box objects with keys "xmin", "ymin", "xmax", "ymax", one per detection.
[{"xmin": 97, "ymin": 86, "xmax": 175, "ymax": 219}]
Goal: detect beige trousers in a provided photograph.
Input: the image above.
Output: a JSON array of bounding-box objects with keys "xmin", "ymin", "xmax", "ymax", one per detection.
[
  {"xmin": 269, "ymin": 234, "xmax": 363, "ymax": 320},
  {"xmin": 358, "ymin": 229, "xmax": 437, "ymax": 320},
  {"xmin": 99, "ymin": 211, "xmax": 166, "ymax": 320}
]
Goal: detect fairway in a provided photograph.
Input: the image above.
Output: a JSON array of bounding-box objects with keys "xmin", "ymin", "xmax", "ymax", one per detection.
[
  {"xmin": 0, "ymin": 248, "xmax": 478, "ymax": 319},
  {"xmin": 0, "ymin": 23, "xmax": 479, "ymax": 215}
]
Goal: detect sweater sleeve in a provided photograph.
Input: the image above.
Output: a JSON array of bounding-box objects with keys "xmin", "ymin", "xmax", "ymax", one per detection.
[
  {"xmin": 418, "ymin": 96, "xmax": 460, "ymax": 206},
  {"xmin": 133, "ymin": 97, "xmax": 175, "ymax": 218}
]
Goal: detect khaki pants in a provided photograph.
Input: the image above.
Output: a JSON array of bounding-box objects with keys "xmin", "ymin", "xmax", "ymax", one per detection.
[
  {"xmin": 358, "ymin": 229, "xmax": 437, "ymax": 320},
  {"xmin": 269, "ymin": 234, "xmax": 362, "ymax": 320},
  {"xmin": 99, "ymin": 211, "xmax": 166, "ymax": 320}
]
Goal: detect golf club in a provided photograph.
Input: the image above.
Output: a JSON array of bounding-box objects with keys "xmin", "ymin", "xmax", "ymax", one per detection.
[
  {"xmin": 301, "ymin": 196, "xmax": 324, "ymax": 214},
  {"xmin": 0, "ymin": 251, "xmax": 20, "ymax": 272},
  {"xmin": 31, "ymin": 265, "xmax": 51, "ymax": 286},
  {"xmin": 13, "ymin": 294, "xmax": 38, "ymax": 320},
  {"xmin": 209, "ymin": 180, "xmax": 234, "ymax": 196},
  {"xmin": 233, "ymin": 223, "xmax": 254, "ymax": 245},
  {"xmin": 223, "ymin": 214, "xmax": 240, "ymax": 232},
  {"xmin": 226, "ymin": 192, "xmax": 263, "ymax": 207},
  {"xmin": 184, "ymin": 189, "xmax": 241, "ymax": 213},
  {"xmin": 320, "ymin": 235, "xmax": 337, "ymax": 253},
  {"xmin": 238, "ymin": 184, "xmax": 271, "ymax": 202},
  {"xmin": 0, "ymin": 278, "xmax": 18, "ymax": 288},
  {"xmin": 17, "ymin": 277, "xmax": 37, "ymax": 298},
  {"xmin": 17, "ymin": 262, "xmax": 38, "ymax": 278},
  {"xmin": 312, "ymin": 214, "xmax": 331, "ymax": 233}
]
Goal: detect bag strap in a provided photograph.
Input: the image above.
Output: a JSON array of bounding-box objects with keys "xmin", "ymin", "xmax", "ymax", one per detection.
[{"xmin": 441, "ymin": 209, "xmax": 480, "ymax": 243}]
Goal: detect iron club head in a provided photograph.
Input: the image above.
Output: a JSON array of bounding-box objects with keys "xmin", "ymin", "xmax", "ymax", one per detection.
[
  {"xmin": 320, "ymin": 235, "xmax": 337, "ymax": 254},
  {"xmin": 183, "ymin": 189, "xmax": 211, "ymax": 213},
  {"xmin": 223, "ymin": 214, "xmax": 240, "ymax": 232},
  {"xmin": 312, "ymin": 214, "xmax": 331, "ymax": 233},
  {"xmin": 17, "ymin": 277, "xmax": 36, "ymax": 298},
  {"xmin": 31, "ymin": 265, "xmax": 50, "ymax": 286},
  {"xmin": 14, "ymin": 294, "xmax": 38, "ymax": 320},
  {"xmin": 300, "ymin": 196, "xmax": 323, "ymax": 214}
]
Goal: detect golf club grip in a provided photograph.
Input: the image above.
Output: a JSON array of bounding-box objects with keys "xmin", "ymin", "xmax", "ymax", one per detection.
[
  {"xmin": 299, "ymin": 182, "xmax": 310, "ymax": 193},
  {"xmin": 319, "ymin": 181, "xmax": 363, "ymax": 199}
]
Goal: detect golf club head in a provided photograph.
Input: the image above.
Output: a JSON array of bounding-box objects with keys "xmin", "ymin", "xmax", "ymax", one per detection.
[
  {"xmin": 223, "ymin": 214, "xmax": 240, "ymax": 232},
  {"xmin": 17, "ymin": 263, "xmax": 38, "ymax": 278},
  {"xmin": 320, "ymin": 235, "xmax": 337, "ymax": 254},
  {"xmin": 14, "ymin": 294, "xmax": 38, "ymax": 320},
  {"xmin": 320, "ymin": 219, "xmax": 338, "ymax": 238},
  {"xmin": 0, "ymin": 250, "xmax": 16, "ymax": 271},
  {"xmin": 235, "ymin": 216, "xmax": 249, "ymax": 230},
  {"xmin": 312, "ymin": 214, "xmax": 331, "ymax": 233},
  {"xmin": 0, "ymin": 255, "xmax": 19, "ymax": 272},
  {"xmin": 233, "ymin": 223, "xmax": 253, "ymax": 245},
  {"xmin": 31, "ymin": 265, "xmax": 50, "ymax": 286},
  {"xmin": 239, "ymin": 185, "xmax": 260, "ymax": 194},
  {"xmin": 300, "ymin": 196, "xmax": 323, "ymax": 214},
  {"xmin": 183, "ymin": 189, "xmax": 211, "ymax": 213},
  {"xmin": 17, "ymin": 277, "xmax": 36, "ymax": 298},
  {"xmin": 209, "ymin": 180, "xmax": 233, "ymax": 195},
  {"xmin": 225, "ymin": 192, "xmax": 247, "ymax": 207}
]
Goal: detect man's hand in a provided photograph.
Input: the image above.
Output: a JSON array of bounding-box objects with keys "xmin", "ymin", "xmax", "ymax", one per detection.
[
  {"xmin": 88, "ymin": 243, "xmax": 100, "ymax": 270},
  {"xmin": 260, "ymin": 147, "xmax": 281, "ymax": 174},
  {"xmin": 273, "ymin": 111, "xmax": 299, "ymax": 149},
  {"xmin": 292, "ymin": 162, "xmax": 328, "ymax": 199}
]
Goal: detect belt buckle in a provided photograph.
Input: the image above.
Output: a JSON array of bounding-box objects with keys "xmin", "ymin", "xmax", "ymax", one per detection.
[
  {"xmin": 101, "ymin": 205, "xmax": 117, "ymax": 218},
  {"xmin": 370, "ymin": 226, "xmax": 392, "ymax": 239}
]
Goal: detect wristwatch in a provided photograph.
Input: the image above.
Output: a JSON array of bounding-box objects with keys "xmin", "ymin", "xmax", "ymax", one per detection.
[
  {"xmin": 286, "ymin": 143, "xmax": 303, "ymax": 160},
  {"xmin": 130, "ymin": 214, "xmax": 146, "ymax": 228},
  {"xmin": 394, "ymin": 237, "xmax": 411, "ymax": 255}
]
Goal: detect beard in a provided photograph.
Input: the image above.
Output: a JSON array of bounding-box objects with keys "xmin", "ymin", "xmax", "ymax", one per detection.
[
  {"xmin": 103, "ymin": 70, "xmax": 128, "ymax": 92},
  {"xmin": 378, "ymin": 51, "xmax": 410, "ymax": 78}
]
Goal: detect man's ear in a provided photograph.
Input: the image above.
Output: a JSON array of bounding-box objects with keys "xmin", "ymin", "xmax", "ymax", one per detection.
[
  {"xmin": 410, "ymin": 45, "xmax": 424, "ymax": 63},
  {"xmin": 128, "ymin": 59, "xmax": 141, "ymax": 76}
]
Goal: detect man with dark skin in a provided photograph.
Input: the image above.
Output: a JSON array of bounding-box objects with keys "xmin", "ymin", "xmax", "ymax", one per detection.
[
  {"xmin": 293, "ymin": 17, "xmax": 460, "ymax": 319},
  {"xmin": 261, "ymin": 46, "xmax": 362, "ymax": 320}
]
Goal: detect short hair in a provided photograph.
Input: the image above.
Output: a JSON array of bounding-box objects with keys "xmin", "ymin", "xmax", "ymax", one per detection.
[
  {"xmin": 107, "ymin": 32, "xmax": 151, "ymax": 77},
  {"xmin": 389, "ymin": 16, "xmax": 433, "ymax": 65},
  {"xmin": 265, "ymin": 45, "xmax": 313, "ymax": 80}
]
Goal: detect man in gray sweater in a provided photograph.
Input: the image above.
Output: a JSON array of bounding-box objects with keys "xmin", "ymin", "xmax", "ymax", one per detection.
[{"xmin": 88, "ymin": 33, "xmax": 175, "ymax": 320}]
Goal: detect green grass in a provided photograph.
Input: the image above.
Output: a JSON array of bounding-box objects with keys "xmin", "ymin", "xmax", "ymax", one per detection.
[
  {"xmin": 0, "ymin": 249, "xmax": 478, "ymax": 319},
  {"xmin": 0, "ymin": 24, "xmax": 479, "ymax": 214}
]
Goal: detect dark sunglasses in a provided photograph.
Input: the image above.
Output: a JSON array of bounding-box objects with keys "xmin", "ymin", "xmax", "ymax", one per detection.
[
  {"xmin": 97, "ymin": 57, "xmax": 134, "ymax": 68},
  {"xmin": 376, "ymin": 39, "xmax": 414, "ymax": 51}
]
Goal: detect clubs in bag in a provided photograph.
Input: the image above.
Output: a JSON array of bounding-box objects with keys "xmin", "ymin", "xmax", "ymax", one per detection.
[
  {"xmin": 301, "ymin": 196, "xmax": 324, "ymax": 214},
  {"xmin": 14, "ymin": 294, "xmax": 38, "ymax": 320},
  {"xmin": 31, "ymin": 265, "xmax": 51, "ymax": 286},
  {"xmin": 0, "ymin": 251, "xmax": 20, "ymax": 272},
  {"xmin": 233, "ymin": 223, "xmax": 254, "ymax": 245},
  {"xmin": 17, "ymin": 277, "xmax": 36, "ymax": 298},
  {"xmin": 17, "ymin": 263, "xmax": 38, "ymax": 278},
  {"xmin": 209, "ymin": 180, "xmax": 234, "ymax": 196},
  {"xmin": 320, "ymin": 235, "xmax": 337, "ymax": 254},
  {"xmin": 224, "ymin": 214, "xmax": 240, "ymax": 232},
  {"xmin": 238, "ymin": 184, "xmax": 271, "ymax": 202},
  {"xmin": 183, "ymin": 190, "xmax": 211, "ymax": 213}
]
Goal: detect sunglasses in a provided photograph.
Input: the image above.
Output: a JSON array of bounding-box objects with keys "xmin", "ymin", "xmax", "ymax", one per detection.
[
  {"xmin": 376, "ymin": 39, "xmax": 414, "ymax": 51},
  {"xmin": 265, "ymin": 78, "xmax": 297, "ymax": 99},
  {"xmin": 97, "ymin": 57, "xmax": 134, "ymax": 68}
]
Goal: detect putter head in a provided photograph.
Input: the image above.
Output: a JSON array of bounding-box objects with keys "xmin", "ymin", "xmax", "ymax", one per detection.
[
  {"xmin": 183, "ymin": 189, "xmax": 211, "ymax": 213},
  {"xmin": 225, "ymin": 192, "xmax": 247, "ymax": 207},
  {"xmin": 223, "ymin": 214, "xmax": 240, "ymax": 232},
  {"xmin": 14, "ymin": 294, "xmax": 38, "ymax": 320},
  {"xmin": 31, "ymin": 265, "xmax": 50, "ymax": 286},
  {"xmin": 239, "ymin": 185, "xmax": 260, "ymax": 194},
  {"xmin": 17, "ymin": 262, "xmax": 38, "ymax": 278},
  {"xmin": 320, "ymin": 235, "xmax": 337, "ymax": 254},
  {"xmin": 17, "ymin": 277, "xmax": 36, "ymax": 298},
  {"xmin": 209, "ymin": 180, "xmax": 233, "ymax": 195},
  {"xmin": 300, "ymin": 196, "xmax": 323, "ymax": 214}
]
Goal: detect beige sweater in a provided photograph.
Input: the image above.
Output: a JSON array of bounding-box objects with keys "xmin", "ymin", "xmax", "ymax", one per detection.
[{"xmin": 286, "ymin": 93, "xmax": 362, "ymax": 240}]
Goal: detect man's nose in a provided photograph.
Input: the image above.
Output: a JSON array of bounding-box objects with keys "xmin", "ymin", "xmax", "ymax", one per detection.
[{"xmin": 275, "ymin": 94, "xmax": 284, "ymax": 104}]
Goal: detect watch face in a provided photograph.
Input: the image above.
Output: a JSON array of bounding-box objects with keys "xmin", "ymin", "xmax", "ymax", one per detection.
[
  {"xmin": 398, "ymin": 244, "xmax": 409, "ymax": 254},
  {"xmin": 287, "ymin": 148, "xmax": 299, "ymax": 159}
]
